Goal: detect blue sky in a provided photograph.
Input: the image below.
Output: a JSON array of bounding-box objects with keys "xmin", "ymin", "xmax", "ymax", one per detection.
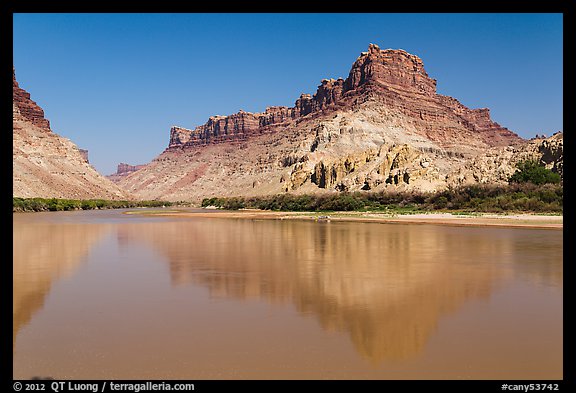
[{"xmin": 13, "ymin": 13, "xmax": 563, "ymax": 175}]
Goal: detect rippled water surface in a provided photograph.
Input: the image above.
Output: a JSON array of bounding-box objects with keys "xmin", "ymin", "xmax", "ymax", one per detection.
[{"xmin": 13, "ymin": 209, "xmax": 563, "ymax": 379}]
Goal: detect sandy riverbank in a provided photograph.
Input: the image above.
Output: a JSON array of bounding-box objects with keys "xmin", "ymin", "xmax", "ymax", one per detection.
[{"xmin": 133, "ymin": 209, "xmax": 563, "ymax": 230}]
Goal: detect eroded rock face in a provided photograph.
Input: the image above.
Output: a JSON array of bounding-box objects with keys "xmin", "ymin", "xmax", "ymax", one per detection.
[
  {"xmin": 13, "ymin": 68, "xmax": 50, "ymax": 130},
  {"xmin": 343, "ymin": 44, "xmax": 437, "ymax": 96},
  {"xmin": 118, "ymin": 44, "xmax": 559, "ymax": 202},
  {"xmin": 447, "ymin": 132, "xmax": 563, "ymax": 186},
  {"xmin": 538, "ymin": 133, "xmax": 563, "ymax": 177},
  {"xmin": 13, "ymin": 68, "xmax": 132, "ymax": 200}
]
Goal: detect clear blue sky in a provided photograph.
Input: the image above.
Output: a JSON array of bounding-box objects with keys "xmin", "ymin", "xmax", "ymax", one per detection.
[{"xmin": 13, "ymin": 13, "xmax": 563, "ymax": 175}]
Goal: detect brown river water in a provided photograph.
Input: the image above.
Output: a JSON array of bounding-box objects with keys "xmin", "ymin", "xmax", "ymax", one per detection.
[{"xmin": 13, "ymin": 209, "xmax": 563, "ymax": 379}]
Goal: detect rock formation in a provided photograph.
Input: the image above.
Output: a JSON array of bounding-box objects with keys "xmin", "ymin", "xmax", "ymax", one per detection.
[
  {"xmin": 447, "ymin": 132, "xmax": 563, "ymax": 186},
  {"xmin": 107, "ymin": 163, "xmax": 147, "ymax": 183},
  {"xmin": 13, "ymin": 68, "xmax": 51, "ymax": 131},
  {"xmin": 117, "ymin": 44, "xmax": 559, "ymax": 202},
  {"xmin": 13, "ymin": 68, "xmax": 132, "ymax": 200},
  {"xmin": 79, "ymin": 149, "xmax": 89, "ymax": 164},
  {"xmin": 168, "ymin": 44, "xmax": 520, "ymax": 153}
]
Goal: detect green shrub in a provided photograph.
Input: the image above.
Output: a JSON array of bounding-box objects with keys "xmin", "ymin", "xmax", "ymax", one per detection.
[
  {"xmin": 202, "ymin": 182, "xmax": 561, "ymax": 214},
  {"xmin": 13, "ymin": 198, "xmax": 172, "ymax": 212},
  {"xmin": 434, "ymin": 196, "xmax": 449, "ymax": 209},
  {"xmin": 509, "ymin": 160, "xmax": 561, "ymax": 185}
]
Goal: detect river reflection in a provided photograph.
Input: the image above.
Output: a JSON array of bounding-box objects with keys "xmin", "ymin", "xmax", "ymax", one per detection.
[
  {"xmin": 119, "ymin": 219, "xmax": 508, "ymax": 362},
  {"xmin": 13, "ymin": 211, "xmax": 563, "ymax": 379},
  {"xmin": 13, "ymin": 213, "xmax": 111, "ymax": 352}
]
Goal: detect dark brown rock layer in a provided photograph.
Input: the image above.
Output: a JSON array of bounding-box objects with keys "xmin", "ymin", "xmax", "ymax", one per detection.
[
  {"xmin": 79, "ymin": 149, "xmax": 89, "ymax": 163},
  {"xmin": 13, "ymin": 68, "xmax": 51, "ymax": 130}
]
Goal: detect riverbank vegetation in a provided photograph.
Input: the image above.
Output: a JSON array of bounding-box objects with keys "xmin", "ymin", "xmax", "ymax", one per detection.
[
  {"xmin": 13, "ymin": 197, "xmax": 171, "ymax": 212},
  {"xmin": 203, "ymin": 160, "xmax": 562, "ymax": 214},
  {"xmin": 201, "ymin": 182, "xmax": 562, "ymax": 214},
  {"xmin": 509, "ymin": 159, "xmax": 561, "ymax": 185}
]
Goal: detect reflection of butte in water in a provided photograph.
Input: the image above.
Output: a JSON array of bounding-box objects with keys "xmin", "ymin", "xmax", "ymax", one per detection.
[
  {"xmin": 13, "ymin": 221, "xmax": 110, "ymax": 352},
  {"xmin": 118, "ymin": 218, "xmax": 513, "ymax": 363}
]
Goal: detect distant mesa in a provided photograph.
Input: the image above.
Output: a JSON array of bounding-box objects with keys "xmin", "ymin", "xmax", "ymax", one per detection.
[
  {"xmin": 116, "ymin": 162, "xmax": 147, "ymax": 175},
  {"xmin": 107, "ymin": 163, "xmax": 147, "ymax": 183}
]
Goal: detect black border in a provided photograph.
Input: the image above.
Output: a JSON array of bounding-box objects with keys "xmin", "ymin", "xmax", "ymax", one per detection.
[{"xmin": 6, "ymin": 3, "xmax": 572, "ymax": 391}]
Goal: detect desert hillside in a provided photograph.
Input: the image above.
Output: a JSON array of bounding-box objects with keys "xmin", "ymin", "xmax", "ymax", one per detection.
[{"xmin": 13, "ymin": 68, "xmax": 132, "ymax": 200}]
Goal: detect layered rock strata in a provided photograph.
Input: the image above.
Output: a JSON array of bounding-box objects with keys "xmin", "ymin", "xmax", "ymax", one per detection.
[
  {"xmin": 168, "ymin": 44, "xmax": 520, "ymax": 153},
  {"xmin": 118, "ymin": 44, "xmax": 558, "ymax": 202},
  {"xmin": 13, "ymin": 68, "xmax": 132, "ymax": 200}
]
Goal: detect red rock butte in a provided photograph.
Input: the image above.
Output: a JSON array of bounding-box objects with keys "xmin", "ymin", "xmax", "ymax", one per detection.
[{"xmin": 168, "ymin": 43, "xmax": 521, "ymax": 151}]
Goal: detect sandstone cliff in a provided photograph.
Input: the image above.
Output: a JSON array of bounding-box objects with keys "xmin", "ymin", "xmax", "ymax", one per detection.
[
  {"xmin": 168, "ymin": 44, "xmax": 520, "ymax": 153},
  {"xmin": 447, "ymin": 132, "xmax": 563, "ymax": 186},
  {"xmin": 13, "ymin": 68, "xmax": 132, "ymax": 200},
  {"xmin": 118, "ymin": 44, "xmax": 559, "ymax": 202}
]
